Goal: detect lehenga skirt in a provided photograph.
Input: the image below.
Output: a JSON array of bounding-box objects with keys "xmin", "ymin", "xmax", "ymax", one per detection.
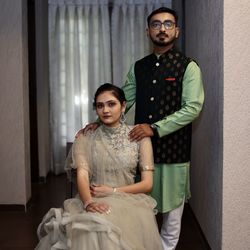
[{"xmin": 35, "ymin": 192, "xmax": 163, "ymax": 250}]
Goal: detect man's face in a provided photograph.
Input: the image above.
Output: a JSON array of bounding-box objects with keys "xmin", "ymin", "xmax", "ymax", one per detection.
[{"xmin": 147, "ymin": 12, "xmax": 179, "ymax": 47}]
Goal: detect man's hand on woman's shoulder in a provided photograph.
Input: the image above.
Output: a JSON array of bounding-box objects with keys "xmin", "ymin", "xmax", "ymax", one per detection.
[{"xmin": 128, "ymin": 123, "xmax": 154, "ymax": 141}]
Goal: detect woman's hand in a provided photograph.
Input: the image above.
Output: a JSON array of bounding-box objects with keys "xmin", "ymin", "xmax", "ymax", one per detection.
[
  {"xmin": 90, "ymin": 184, "xmax": 113, "ymax": 196},
  {"xmin": 85, "ymin": 201, "xmax": 111, "ymax": 214}
]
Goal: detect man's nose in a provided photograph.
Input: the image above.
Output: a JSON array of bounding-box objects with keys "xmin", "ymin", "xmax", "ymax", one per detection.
[{"xmin": 160, "ymin": 23, "xmax": 167, "ymax": 31}]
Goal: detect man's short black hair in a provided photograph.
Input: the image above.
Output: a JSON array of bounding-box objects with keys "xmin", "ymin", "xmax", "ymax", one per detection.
[{"xmin": 147, "ymin": 7, "xmax": 178, "ymax": 27}]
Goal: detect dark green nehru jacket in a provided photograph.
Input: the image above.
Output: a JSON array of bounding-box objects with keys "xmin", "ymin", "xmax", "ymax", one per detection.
[{"xmin": 134, "ymin": 48, "xmax": 193, "ymax": 164}]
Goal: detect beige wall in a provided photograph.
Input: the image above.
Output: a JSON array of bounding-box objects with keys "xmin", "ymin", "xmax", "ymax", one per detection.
[
  {"xmin": 0, "ymin": 0, "xmax": 31, "ymax": 206},
  {"xmin": 223, "ymin": 0, "xmax": 250, "ymax": 249}
]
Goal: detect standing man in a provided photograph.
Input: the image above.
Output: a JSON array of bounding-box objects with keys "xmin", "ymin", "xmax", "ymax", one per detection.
[{"xmin": 122, "ymin": 7, "xmax": 204, "ymax": 250}]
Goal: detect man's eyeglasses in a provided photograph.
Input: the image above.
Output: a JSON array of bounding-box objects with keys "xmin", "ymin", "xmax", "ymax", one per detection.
[{"xmin": 150, "ymin": 20, "xmax": 176, "ymax": 30}]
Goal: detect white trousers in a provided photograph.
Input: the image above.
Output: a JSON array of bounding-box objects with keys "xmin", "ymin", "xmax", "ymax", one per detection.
[{"xmin": 160, "ymin": 199, "xmax": 185, "ymax": 250}]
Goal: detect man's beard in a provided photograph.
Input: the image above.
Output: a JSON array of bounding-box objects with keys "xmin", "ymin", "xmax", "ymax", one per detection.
[{"xmin": 150, "ymin": 33, "xmax": 176, "ymax": 47}]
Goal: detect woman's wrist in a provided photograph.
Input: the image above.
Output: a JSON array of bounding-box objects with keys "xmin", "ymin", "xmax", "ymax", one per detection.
[
  {"xmin": 84, "ymin": 199, "xmax": 93, "ymax": 210},
  {"xmin": 109, "ymin": 187, "xmax": 117, "ymax": 193}
]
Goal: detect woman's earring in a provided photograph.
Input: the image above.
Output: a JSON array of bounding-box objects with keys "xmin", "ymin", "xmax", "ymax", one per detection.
[{"xmin": 120, "ymin": 112, "xmax": 126, "ymax": 123}]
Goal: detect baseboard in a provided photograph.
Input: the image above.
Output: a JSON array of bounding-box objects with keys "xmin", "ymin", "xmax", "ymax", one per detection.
[
  {"xmin": 0, "ymin": 204, "xmax": 26, "ymax": 212},
  {"xmin": 0, "ymin": 173, "xmax": 65, "ymax": 212},
  {"xmin": 0, "ymin": 196, "xmax": 32, "ymax": 212}
]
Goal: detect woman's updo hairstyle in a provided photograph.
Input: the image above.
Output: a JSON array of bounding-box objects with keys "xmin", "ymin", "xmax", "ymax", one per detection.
[{"xmin": 93, "ymin": 83, "xmax": 126, "ymax": 108}]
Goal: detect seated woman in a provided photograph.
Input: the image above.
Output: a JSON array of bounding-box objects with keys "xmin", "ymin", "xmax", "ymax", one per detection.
[{"xmin": 35, "ymin": 83, "xmax": 163, "ymax": 250}]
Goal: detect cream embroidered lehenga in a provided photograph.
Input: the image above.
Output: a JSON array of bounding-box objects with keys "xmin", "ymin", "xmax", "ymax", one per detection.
[{"xmin": 35, "ymin": 124, "xmax": 163, "ymax": 250}]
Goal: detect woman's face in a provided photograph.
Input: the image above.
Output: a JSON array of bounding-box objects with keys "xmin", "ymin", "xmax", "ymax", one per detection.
[{"xmin": 95, "ymin": 91, "xmax": 126, "ymax": 127}]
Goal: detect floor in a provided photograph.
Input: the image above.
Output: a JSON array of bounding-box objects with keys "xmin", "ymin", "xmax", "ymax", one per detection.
[{"xmin": 0, "ymin": 174, "xmax": 210, "ymax": 250}]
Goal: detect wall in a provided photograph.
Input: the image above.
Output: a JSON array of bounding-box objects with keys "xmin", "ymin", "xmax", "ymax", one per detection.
[
  {"xmin": 185, "ymin": 0, "xmax": 250, "ymax": 249},
  {"xmin": 0, "ymin": 0, "xmax": 31, "ymax": 206},
  {"xmin": 172, "ymin": 0, "xmax": 184, "ymax": 51},
  {"xmin": 185, "ymin": 1, "xmax": 223, "ymax": 249},
  {"xmin": 35, "ymin": 0, "xmax": 50, "ymax": 177},
  {"xmin": 223, "ymin": 0, "xmax": 250, "ymax": 249}
]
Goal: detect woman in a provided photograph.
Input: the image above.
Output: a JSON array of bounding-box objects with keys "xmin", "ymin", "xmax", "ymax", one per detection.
[{"xmin": 36, "ymin": 83, "xmax": 163, "ymax": 250}]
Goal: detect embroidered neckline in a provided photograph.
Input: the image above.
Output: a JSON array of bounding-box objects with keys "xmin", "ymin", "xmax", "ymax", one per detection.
[
  {"xmin": 100, "ymin": 123, "xmax": 128, "ymax": 150},
  {"xmin": 102, "ymin": 123, "xmax": 123, "ymax": 135}
]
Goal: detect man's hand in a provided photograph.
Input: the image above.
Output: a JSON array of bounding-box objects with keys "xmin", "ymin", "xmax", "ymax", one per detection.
[
  {"xmin": 128, "ymin": 124, "xmax": 154, "ymax": 141},
  {"xmin": 75, "ymin": 122, "xmax": 100, "ymax": 138}
]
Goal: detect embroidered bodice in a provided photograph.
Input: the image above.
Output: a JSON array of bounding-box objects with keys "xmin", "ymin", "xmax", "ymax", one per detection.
[{"xmin": 72, "ymin": 123, "xmax": 154, "ymax": 187}]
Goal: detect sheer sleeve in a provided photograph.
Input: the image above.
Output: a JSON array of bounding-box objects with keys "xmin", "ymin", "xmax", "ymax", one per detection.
[
  {"xmin": 71, "ymin": 134, "xmax": 92, "ymax": 174},
  {"xmin": 138, "ymin": 137, "xmax": 154, "ymax": 171}
]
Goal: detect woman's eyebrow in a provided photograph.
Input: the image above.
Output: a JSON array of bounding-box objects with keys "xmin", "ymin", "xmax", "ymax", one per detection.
[{"xmin": 96, "ymin": 100, "xmax": 117, "ymax": 104}]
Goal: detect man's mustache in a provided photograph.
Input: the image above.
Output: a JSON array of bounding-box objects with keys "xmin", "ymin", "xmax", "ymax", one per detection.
[{"xmin": 156, "ymin": 32, "xmax": 168, "ymax": 38}]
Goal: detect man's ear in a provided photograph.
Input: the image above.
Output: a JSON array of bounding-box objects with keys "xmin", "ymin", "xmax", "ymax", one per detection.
[
  {"xmin": 146, "ymin": 27, "xmax": 149, "ymax": 37},
  {"xmin": 175, "ymin": 27, "xmax": 180, "ymax": 38}
]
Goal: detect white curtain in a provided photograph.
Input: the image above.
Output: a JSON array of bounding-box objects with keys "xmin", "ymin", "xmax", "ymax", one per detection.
[{"xmin": 48, "ymin": 0, "xmax": 171, "ymax": 174}]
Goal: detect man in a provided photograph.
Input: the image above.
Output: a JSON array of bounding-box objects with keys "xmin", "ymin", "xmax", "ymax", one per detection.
[{"xmin": 122, "ymin": 7, "xmax": 204, "ymax": 250}]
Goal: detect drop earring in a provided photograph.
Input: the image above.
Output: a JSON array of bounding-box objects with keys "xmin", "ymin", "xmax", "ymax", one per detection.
[{"xmin": 120, "ymin": 112, "xmax": 126, "ymax": 124}]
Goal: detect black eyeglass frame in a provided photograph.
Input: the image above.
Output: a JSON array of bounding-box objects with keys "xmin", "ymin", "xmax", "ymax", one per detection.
[{"xmin": 150, "ymin": 20, "xmax": 176, "ymax": 30}]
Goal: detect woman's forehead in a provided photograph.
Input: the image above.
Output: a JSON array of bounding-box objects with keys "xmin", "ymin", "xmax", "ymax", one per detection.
[{"xmin": 96, "ymin": 91, "xmax": 118, "ymax": 102}]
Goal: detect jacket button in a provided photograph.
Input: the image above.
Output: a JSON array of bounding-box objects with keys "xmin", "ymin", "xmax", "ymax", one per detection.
[
  {"xmin": 156, "ymin": 62, "xmax": 160, "ymax": 66},
  {"xmin": 149, "ymin": 115, "xmax": 153, "ymax": 119},
  {"xmin": 150, "ymin": 97, "xmax": 154, "ymax": 101},
  {"xmin": 152, "ymin": 80, "xmax": 157, "ymax": 84}
]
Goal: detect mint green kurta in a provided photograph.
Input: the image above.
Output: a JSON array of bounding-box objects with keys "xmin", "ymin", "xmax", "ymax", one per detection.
[{"xmin": 122, "ymin": 61, "xmax": 204, "ymax": 213}]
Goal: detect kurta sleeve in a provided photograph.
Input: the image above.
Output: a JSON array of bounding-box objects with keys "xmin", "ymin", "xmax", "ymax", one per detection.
[
  {"xmin": 155, "ymin": 61, "xmax": 205, "ymax": 137},
  {"xmin": 138, "ymin": 137, "xmax": 154, "ymax": 172},
  {"xmin": 122, "ymin": 63, "xmax": 136, "ymax": 112}
]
